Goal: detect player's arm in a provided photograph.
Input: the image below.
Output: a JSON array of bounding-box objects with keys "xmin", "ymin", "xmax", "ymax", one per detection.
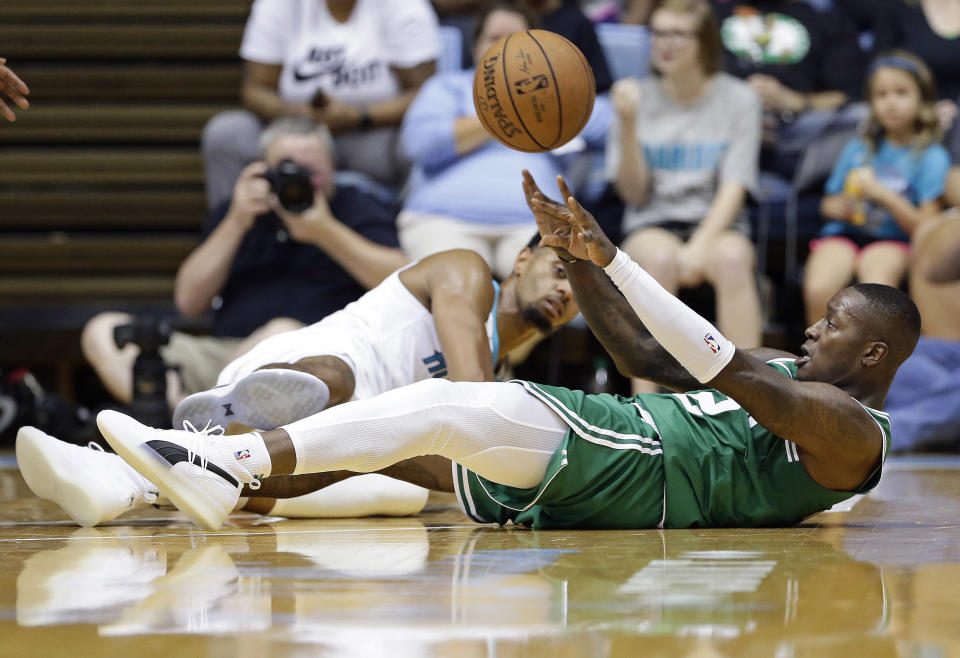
[
  {"xmin": 421, "ymin": 250, "xmax": 497, "ymax": 382},
  {"xmin": 538, "ymin": 177, "xmax": 881, "ymax": 489},
  {"xmin": 523, "ymin": 170, "xmax": 697, "ymax": 390}
]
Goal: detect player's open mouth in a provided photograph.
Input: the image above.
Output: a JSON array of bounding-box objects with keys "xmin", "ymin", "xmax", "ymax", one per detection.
[{"xmin": 795, "ymin": 345, "xmax": 811, "ymax": 367}]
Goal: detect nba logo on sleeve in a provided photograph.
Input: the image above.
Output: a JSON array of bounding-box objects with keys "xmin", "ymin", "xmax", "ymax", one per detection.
[{"xmin": 703, "ymin": 334, "xmax": 720, "ymax": 354}]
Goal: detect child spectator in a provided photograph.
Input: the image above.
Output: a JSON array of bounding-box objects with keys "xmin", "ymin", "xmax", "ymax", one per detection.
[
  {"xmin": 802, "ymin": 51, "xmax": 950, "ymax": 325},
  {"xmin": 606, "ymin": 0, "xmax": 763, "ymax": 392}
]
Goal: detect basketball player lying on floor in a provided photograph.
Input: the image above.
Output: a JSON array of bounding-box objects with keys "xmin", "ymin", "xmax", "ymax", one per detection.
[
  {"xmin": 16, "ymin": 236, "xmax": 579, "ymax": 526},
  {"xmin": 83, "ymin": 171, "xmax": 922, "ymax": 530}
]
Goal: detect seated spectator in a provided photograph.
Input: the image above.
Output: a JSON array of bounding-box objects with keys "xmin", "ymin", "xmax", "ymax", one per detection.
[
  {"xmin": 0, "ymin": 57, "xmax": 29, "ymax": 122},
  {"xmin": 430, "ymin": 0, "xmax": 493, "ymax": 69},
  {"xmin": 870, "ymin": 0, "xmax": 960, "ymax": 161},
  {"xmin": 397, "ymin": 2, "xmax": 611, "ymax": 279},
  {"xmin": 709, "ymin": 0, "xmax": 867, "ymax": 180},
  {"xmin": 202, "ymin": 0, "xmax": 440, "ymax": 209},
  {"xmin": 885, "ymin": 210, "xmax": 960, "ymax": 451},
  {"xmin": 606, "ymin": 0, "xmax": 763, "ymax": 392},
  {"xmin": 520, "ymin": 0, "xmax": 614, "ymax": 92},
  {"xmin": 82, "ymin": 118, "xmax": 407, "ymax": 412},
  {"xmin": 802, "ymin": 52, "xmax": 950, "ymax": 325}
]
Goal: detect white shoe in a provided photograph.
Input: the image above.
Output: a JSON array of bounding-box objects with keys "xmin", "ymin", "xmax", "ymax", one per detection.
[
  {"xmin": 96, "ymin": 410, "xmax": 259, "ymax": 531},
  {"xmin": 172, "ymin": 368, "xmax": 329, "ymax": 431},
  {"xmin": 16, "ymin": 426, "xmax": 160, "ymax": 527}
]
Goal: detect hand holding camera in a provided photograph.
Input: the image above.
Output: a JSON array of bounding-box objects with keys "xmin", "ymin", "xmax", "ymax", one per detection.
[{"xmin": 229, "ymin": 161, "xmax": 273, "ymax": 231}]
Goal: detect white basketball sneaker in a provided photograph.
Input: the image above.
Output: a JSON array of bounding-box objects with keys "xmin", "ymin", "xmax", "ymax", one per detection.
[
  {"xmin": 96, "ymin": 410, "xmax": 260, "ymax": 531},
  {"xmin": 173, "ymin": 368, "xmax": 330, "ymax": 431},
  {"xmin": 16, "ymin": 426, "xmax": 161, "ymax": 527}
]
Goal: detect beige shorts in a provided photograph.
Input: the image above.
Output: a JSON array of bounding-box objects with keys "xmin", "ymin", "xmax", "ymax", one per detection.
[{"xmin": 160, "ymin": 332, "xmax": 243, "ymax": 395}]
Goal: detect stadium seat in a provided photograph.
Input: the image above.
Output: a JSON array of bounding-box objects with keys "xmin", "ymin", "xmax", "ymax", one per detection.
[{"xmin": 595, "ymin": 23, "xmax": 651, "ymax": 82}]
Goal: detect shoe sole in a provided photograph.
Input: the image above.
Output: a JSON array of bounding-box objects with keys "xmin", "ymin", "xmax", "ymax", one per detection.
[
  {"xmin": 173, "ymin": 369, "xmax": 328, "ymax": 431},
  {"xmin": 16, "ymin": 427, "xmax": 111, "ymax": 527},
  {"xmin": 97, "ymin": 412, "xmax": 231, "ymax": 531}
]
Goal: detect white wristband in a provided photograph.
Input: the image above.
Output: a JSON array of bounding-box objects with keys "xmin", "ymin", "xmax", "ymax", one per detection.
[{"xmin": 603, "ymin": 249, "xmax": 735, "ymax": 383}]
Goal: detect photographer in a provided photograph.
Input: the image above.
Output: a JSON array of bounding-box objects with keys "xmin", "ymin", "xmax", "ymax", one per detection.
[{"xmin": 82, "ymin": 117, "xmax": 407, "ymax": 413}]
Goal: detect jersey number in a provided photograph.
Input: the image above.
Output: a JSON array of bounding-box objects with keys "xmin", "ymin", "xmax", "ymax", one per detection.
[{"xmin": 674, "ymin": 391, "xmax": 742, "ymax": 416}]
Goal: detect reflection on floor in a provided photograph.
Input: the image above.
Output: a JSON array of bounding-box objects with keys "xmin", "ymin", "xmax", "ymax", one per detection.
[{"xmin": 2, "ymin": 457, "xmax": 960, "ymax": 657}]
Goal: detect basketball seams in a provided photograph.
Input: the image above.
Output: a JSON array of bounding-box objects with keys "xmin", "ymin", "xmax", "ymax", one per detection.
[
  {"xmin": 502, "ymin": 32, "xmax": 548, "ymax": 151},
  {"xmin": 526, "ymin": 30, "xmax": 563, "ymax": 148}
]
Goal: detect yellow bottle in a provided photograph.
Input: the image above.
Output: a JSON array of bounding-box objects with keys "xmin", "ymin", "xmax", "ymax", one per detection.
[{"xmin": 843, "ymin": 168, "xmax": 867, "ymax": 226}]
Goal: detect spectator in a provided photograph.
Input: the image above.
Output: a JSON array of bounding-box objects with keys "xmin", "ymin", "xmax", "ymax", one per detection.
[
  {"xmin": 430, "ymin": 0, "xmax": 492, "ymax": 69},
  {"xmin": 397, "ymin": 3, "xmax": 611, "ymax": 279},
  {"xmin": 871, "ymin": 0, "xmax": 960, "ymax": 161},
  {"xmin": 520, "ymin": 0, "xmax": 614, "ymax": 92},
  {"xmin": 802, "ymin": 52, "xmax": 950, "ymax": 325},
  {"xmin": 710, "ymin": 0, "xmax": 867, "ymax": 179},
  {"xmin": 606, "ymin": 0, "xmax": 763, "ymax": 392},
  {"xmin": 0, "ymin": 57, "xmax": 29, "ymax": 122},
  {"xmin": 202, "ymin": 0, "xmax": 440, "ymax": 208},
  {"xmin": 885, "ymin": 211, "xmax": 960, "ymax": 451},
  {"xmin": 82, "ymin": 118, "xmax": 407, "ymax": 412}
]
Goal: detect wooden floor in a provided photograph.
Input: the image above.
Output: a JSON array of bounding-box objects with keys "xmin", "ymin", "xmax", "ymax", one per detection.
[{"xmin": 2, "ymin": 455, "xmax": 960, "ymax": 657}]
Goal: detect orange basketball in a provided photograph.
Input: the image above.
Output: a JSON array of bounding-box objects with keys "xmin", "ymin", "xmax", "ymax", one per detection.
[{"xmin": 473, "ymin": 29, "xmax": 596, "ymax": 153}]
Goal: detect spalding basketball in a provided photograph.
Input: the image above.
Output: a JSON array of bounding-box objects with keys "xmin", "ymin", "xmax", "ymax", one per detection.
[{"xmin": 473, "ymin": 29, "xmax": 596, "ymax": 153}]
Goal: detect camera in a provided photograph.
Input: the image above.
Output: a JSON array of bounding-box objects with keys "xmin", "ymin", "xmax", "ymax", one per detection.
[
  {"xmin": 113, "ymin": 316, "xmax": 174, "ymax": 428},
  {"xmin": 263, "ymin": 158, "xmax": 315, "ymax": 213}
]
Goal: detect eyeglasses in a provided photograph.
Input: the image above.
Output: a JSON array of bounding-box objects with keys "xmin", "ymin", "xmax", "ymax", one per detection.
[{"xmin": 650, "ymin": 29, "xmax": 698, "ymax": 42}]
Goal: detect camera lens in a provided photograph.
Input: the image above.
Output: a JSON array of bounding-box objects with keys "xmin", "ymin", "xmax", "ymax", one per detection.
[{"xmin": 265, "ymin": 159, "xmax": 315, "ymax": 213}]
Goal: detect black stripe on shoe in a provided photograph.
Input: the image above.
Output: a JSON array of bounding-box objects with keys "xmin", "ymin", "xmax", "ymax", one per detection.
[{"xmin": 146, "ymin": 440, "xmax": 240, "ymax": 487}]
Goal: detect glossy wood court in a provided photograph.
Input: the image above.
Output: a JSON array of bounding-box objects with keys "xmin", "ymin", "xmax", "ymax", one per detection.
[{"xmin": 2, "ymin": 456, "xmax": 959, "ymax": 657}]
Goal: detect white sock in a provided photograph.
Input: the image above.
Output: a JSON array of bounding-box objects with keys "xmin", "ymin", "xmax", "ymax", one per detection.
[{"xmin": 219, "ymin": 432, "xmax": 273, "ymax": 480}]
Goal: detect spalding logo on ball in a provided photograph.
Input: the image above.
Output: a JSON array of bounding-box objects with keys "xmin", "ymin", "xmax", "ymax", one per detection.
[{"xmin": 473, "ymin": 29, "xmax": 596, "ymax": 153}]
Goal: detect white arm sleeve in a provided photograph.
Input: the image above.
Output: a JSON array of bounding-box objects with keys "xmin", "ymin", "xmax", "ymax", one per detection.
[{"xmin": 602, "ymin": 249, "xmax": 735, "ymax": 383}]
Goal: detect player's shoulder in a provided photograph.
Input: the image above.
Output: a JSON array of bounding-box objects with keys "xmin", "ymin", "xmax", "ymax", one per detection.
[{"xmin": 419, "ymin": 250, "xmax": 494, "ymax": 293}]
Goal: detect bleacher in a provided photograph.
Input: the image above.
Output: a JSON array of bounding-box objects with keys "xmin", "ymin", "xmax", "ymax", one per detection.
[{"xmin": 0, "ymin": 0, "xmax": 249, "ymax": 396}]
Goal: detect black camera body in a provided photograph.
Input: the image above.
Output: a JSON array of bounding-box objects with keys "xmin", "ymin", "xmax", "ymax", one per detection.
[
  {"xmin": 263, "ymin": 159, "xmax": 315, "ymax": 213},
  {"xmin": 113, "ymin": 317, "xmax": 174, "ymax": 428}
]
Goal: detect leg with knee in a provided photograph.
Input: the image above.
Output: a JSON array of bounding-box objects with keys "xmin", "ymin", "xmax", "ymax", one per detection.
[
  {"xmin": 704, "ymin": 231, "xmax": 762, "ymax": 348},
  {"xmin": 81, "ymin": 312, "xmax": 139, "ymax": 403},
  {"xmin": 803, "ymin": 238, "xmax": 857, "ymax": 325},
  {"xmin": 856, "ymin": 242, "xmax": 909, "ymax": 287},
  {"xmin": 259, "ymin": 354, "xmax": 355, "ymax": 407},
  {"xmin": 257, "ymin": 379, "xmax": 567, "ymax": 489}
]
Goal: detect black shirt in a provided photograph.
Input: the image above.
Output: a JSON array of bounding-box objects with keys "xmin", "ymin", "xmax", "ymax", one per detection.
[
  {"xmin": 204, "ymin": 184, "xmax": 399, "ymax": 337},
  {"xmin": 541, "ymin": 3, "xmax": 614, "ymax": 93},
  {"xmin": 710, "ymin": 0, "xmax": 866, "ymax": 98},
  {"xmin": 872, "ymin": 1, "xmax": 960, "ymax": 102}
]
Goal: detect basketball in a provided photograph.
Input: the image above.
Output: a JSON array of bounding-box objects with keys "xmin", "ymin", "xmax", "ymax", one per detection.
[{"xmin": 473, "ymin": 29, "xmax": 596, "ymax": 153}]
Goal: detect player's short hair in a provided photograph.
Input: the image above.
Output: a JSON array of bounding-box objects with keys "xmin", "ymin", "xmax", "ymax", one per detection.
[
  {"xmin": 258, "ymin": 117, "xmax": 335, "ymax": 158},
  {"xmin": 851, "ymin": 283, "xmax": 921, "ymax": 368},
  {"xmin": 526, "ymin": 233, "xmax": 544, "ymax": 250}
]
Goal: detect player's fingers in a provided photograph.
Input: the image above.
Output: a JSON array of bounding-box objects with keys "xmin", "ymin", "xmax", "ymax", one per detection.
[
  {"xmin": 0, "ymin": 98, "xmax": 15, "ymax": 122},
  {"xmin": 530, "ymin": 197, "xmax": 565, "ymax": 219},
  {"xmin": 1, "ymin": 67, "xmax": 30, "ymax": 96},
  {"xmin": 0, "ymin": 81, "xmax": 29, "ymax": 109},
  {"xmin": 556, "ymin": 174, "xmax": 574, "ymax": 202}
]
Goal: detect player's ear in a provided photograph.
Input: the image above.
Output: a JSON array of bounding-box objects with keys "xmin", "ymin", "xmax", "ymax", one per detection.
[{"xmin": 862, "ymin": 341, "xmax": 888, "ymax": 368}]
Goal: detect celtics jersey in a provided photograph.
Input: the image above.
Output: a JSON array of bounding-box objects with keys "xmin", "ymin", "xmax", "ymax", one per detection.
[
  {"xmin": 457, "ymin": 359, "xmax": 892, "ymax": 530},
  {"xmin": 648, "ymin": 358, "xmax": 891, "ymax": 528}
]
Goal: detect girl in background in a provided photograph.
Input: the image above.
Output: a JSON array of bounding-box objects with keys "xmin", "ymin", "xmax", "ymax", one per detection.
[{"xmin": 803, "ymin": 51, "xmax": 950, "ymax": 325}]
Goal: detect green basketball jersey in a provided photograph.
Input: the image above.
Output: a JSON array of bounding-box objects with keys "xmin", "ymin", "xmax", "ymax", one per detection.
[
  {"xmin": 646, "ymin": 358, "xmax": 890, "ymax": 527},
  {"xmin": 456, "ymin": 359, "xmax": 891, "ymax": 530}
]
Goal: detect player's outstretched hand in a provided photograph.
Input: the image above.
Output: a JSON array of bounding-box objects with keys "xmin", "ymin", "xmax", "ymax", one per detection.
[
  {"xmin": 0, "ymin": 58, "xmax": 30, "ymax": 122},
  {"xmin": 530, "ymin": 175, "xmax": 617, "ymax": 267},
  {"xmin": 522, "ymin": 169, "xmax": 576, "ymax": 258}
]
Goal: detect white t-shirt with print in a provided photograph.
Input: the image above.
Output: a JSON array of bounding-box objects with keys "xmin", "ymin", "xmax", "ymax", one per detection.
[{"xmin": 240, "ymin": 0, "xmax": 440, "ymax": 106}]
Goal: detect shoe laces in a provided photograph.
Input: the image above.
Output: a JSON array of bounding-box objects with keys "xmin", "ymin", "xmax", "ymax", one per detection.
[{"xmin": 181, "ymin": 420, "xmax": 261, "ymax": 490}]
